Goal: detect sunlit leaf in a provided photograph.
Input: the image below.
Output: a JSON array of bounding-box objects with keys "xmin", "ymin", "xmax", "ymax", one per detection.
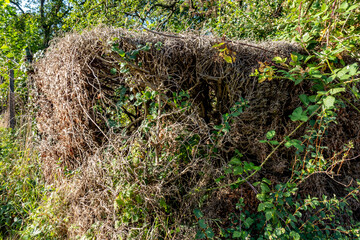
[
  {"xmin": 329, "ymin": 88, "xmax": 345, "ymax": 95},
  {"xmin": 1, "ymin": 45, "xmax": 9, "ymax": 51},
  {"xmin": 212, "ymin": 42, "xmax": 225, "ymax": 48},
  {"xmin": 266, "ymin": 130, "xmax": 276, "ymax": 140},
  {"xmin": 323, "ymin": 95, "xmax": 335, "ymax": 109}
]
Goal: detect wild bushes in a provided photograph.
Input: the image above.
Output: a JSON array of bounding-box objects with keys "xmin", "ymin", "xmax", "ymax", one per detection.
[{"xmin": 0, "ymin": 127, "xmax": 46, "ymax": 238}]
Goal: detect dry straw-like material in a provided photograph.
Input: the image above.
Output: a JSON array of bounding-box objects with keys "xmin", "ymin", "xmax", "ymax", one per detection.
[
  {"xmin": 34, "ymin": 27, "xmax": 302, "ymax": 172},
  {"xmin": 32, "ymin": 27, "xmax": 360, "ymax": 239}
]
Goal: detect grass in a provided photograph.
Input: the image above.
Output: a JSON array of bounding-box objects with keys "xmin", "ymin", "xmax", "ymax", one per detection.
[{"xmin": 0, "ymin": 126, "xmax": 47, "ymax": 239}]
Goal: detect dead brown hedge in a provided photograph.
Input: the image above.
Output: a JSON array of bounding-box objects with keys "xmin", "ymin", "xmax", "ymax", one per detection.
[
  {"xmin": 34, "ymin": 27, "xmax": 303, "ymax": 174},
  {"xmin": 32, "ymin": 27, "xmax": 360, "ymax": 239}
]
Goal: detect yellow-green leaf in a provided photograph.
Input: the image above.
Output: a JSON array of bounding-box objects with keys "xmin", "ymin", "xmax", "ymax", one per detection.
[
  {"xmin": 212, "ymin": 42, "xmax": 225, "ymax": 48},
  {"xmin": 258, "ymin": 76, "xmax": 267, "ymax": 83},
  {"xmin": 223, "ymin": 54, "xmax": 233, "ymax": 63},
  {"xmin": 6, "ymin": 52, "xmax": 14, "ymax": 58},
  {"xmin": 1, "ymin": 45, "xmax": 9, "ymax": 51}
]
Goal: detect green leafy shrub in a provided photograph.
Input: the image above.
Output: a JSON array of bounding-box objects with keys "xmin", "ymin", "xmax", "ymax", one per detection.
[{"xmin": 192, "ymin": 1, "xmax": 360, "ymax": 237}]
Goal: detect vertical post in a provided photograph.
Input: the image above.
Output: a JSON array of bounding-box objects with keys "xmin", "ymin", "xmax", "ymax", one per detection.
[
  {"xmin": 9, "ymin": 69, "xmax": 16, "ymax": 129},
  {"xmin": 0, "ymin": 75, "xmax": 3, "ymax": 113},
  {"xmin": 26, "ymin": 47, "xmax": 33, "ymax": 63}
]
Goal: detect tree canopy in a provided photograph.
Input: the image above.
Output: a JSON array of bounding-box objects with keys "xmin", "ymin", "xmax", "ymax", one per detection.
[{"xmin": 1, "ymin": 0, "xmax": 358, "ymax": 103}]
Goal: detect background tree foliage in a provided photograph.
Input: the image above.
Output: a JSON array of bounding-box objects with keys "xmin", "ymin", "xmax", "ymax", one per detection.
[
  {"xmin": 0, "ymin": 0, "xmax": 358, "ymax": 70},
  {"xmin": 1, "ymin": 0, "xmax": 359, "ymax": 60},
  {"xmin": 0, "ymin": 0, "xmax": 357, "ymax": 113}
]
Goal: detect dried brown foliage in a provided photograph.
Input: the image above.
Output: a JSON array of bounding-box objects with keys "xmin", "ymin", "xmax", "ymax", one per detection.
[{"xmin": 32, "ymin": 27, "xmax": 360, "ymax": 239}]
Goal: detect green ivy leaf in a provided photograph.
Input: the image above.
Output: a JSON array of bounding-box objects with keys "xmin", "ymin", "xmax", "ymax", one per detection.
[
  {"xmin": 329, "ymin": 88, "xmax": 345, "ymax": 95},
  {"xmin": 258, "ymin": 202, "xmax": 266, "ymax": 211},
  {"xmin": 347, "ymin": 3, "xmax": 360, "ymax": 11},
  {"xmin": 224, "ymin": 168, "xmax": 232, "ymax": 174},
  {"xmin": 294, "ymin": 211, "xmax": 302, "ymax": 218},
  {"xmin": 265, "ymin": 210, "xmax": 274, "ymax": 221},
  {"xmin": 256, "ymin": 193, "xmax": 267, "ymax": 201},
  {"xmin": 233, "ymin": 231, "xmax": 242, "ymax": 238},
  {"xmin": 205, "ymin": 228, "xmax": 215, "ymax": 238},
  {"xmin": 230, "ymin": 156, "xmax": 242, "ymax": 166},
  {"xmin": 144, "ymin": 91, "xmax": 151, "ymax": 99},
  {"xmin": 260, "ymin": 183, "xmax": 271, "ymax": 193},
  {"xmin": 112, "ymin": 46, "xmax": 126, "ymax": 57},
  {"xmin": 231, "ymin": 110, "xmax": 242, "ymax": 117},
  {"xmin": 290, "ymin": 231, "xmax": 300, "ymax": 240},
  {"xmin": 198, "ymin": 219, "xmax": 207, "ymax": 229},
  {"xmin": 110, "ymin": 68, "xmax": 117, "ymax": 75},
  {"xmin": 339, "ymin": 1, "xmax": 349, "ymax": 10},
  {"xmin": 233, "ymin": 166, "xmax": 244, "ymax": 175},
  {"xmin": 289, "ymin": 107, "xmax": 308, "ymax": 122},
  {"xmin": 287, "ymin": 214, "xmax": 298, "ymax": 223},
  {"xmin": 154, "ymin": 42, "xmax": 163, "ymax": 50},
  {"xmin": 310, "ymin": 70, "xmax": 323, "ymax": 79},
  {"xmin": 244, "ymin": 162, "xmax": 257, "ymax": 172},
  {"xmin": 262, "ymin": 178, "xmax": 271, "ymax": 185},
  {"xmin": 285, "ymin": 139, "xmax": 304, "ymax": 152},
  {"xmin": 269, "ymin": 140, "xmax": 279, "ymax": 145},
  {"xmin": 244, "ymin": 217, "xmax": 254, "ymax": 228},
  {"xmin": 214, "ymin": 125, "xmax": 222, "ymax": 130},
  {"xmin": 348, "ymin": 63, "xmax": 359, "ymax": 76},
  {"xmin": 275, "ymin": 227, "xmax": 285, "ymax": 236},
  {"xmin": 323, "ymin": 95, "xmax": 335, "ymax": 109},
  {"xmin": 266, "ymin": 130, "xmax": 276, "ymax": 140},
  {"xmin": 193, "ymin": 209, "xmax": 204, "ymax": 218},
  {"xmin": 306, "ymin": 104, "xmax": 319, "ymax": 114},
  {"xmin": 140, "ymin": 44, "xmax": 151, "ymax": 51},
  {"xmin": 308, "ymin": 95, "xmax": 317, "ymax": 102},
  {"xmin": 264, "ymin": 202, "xmax": 274, "ymax": 208},
  {"xmin": 299, "ymin": 94, "xmax": 309, "ymax": 106},
  {"xmin": 258, "ymin": 202, "xmax": 274, "ymax": 212},
  {"xmin": 339, "ymin": 74, "xmax": 351, "ymax": 80},
  {"xmin": 195, "ymin": 231, "xmax": 206, "ymax": 239},
  {"xmin": 120, "ymin": 68, "xmax": 129, "ymax": 73}
]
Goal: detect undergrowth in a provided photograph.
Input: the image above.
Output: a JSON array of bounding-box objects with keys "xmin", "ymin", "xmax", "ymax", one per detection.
[{"xmin": 0, "ymin": 126, "xmax": 47, "ymax": 239}]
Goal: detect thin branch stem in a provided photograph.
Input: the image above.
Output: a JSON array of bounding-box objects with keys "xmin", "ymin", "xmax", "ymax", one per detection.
[{"xmin": 10, "ymin": 0, "xmax": 25, "ymax": 14}]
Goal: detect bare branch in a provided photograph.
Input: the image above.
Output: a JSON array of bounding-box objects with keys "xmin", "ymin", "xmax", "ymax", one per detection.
[{"xmin": 10, "ymin": 0, "xmax": 25, "ymax": 14}]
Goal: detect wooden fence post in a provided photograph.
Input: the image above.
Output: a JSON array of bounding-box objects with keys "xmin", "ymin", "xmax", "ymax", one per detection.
[
  {"xmin": 0, "ymin": 75, "xmax": 3, "ymax": 113},
  {"xmin": 26, "ymin": 47, "xmax": 33, "ymax": 63},
  {"xmin": 9, "ymin": 69, "xmax": 16, "ymax": 129}
]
